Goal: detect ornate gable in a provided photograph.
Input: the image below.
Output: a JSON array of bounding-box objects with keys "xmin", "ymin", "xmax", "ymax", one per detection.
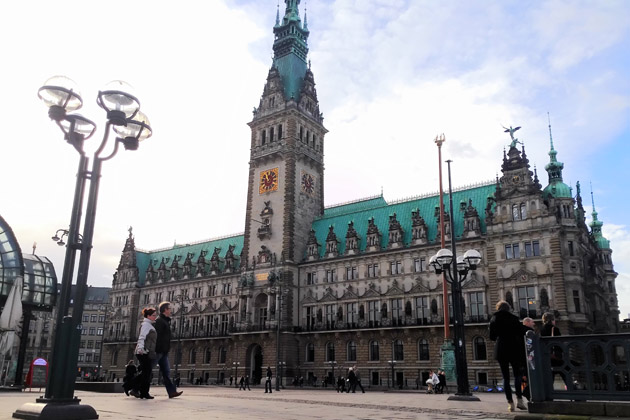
[
  {"xmin": 302, "ymin": 289, "xmax": 317, "ymax": 304},
  {"xmin": 345, "ymin": 221, "xmax": 360, "ymax": 255},
  {"xmin": 339, "ymin": 284, "xmax": 359, "ymax": 301},
  {"xmin": 305, "ymin": 229, "xmax": 320, "ymax": 261},
  {"xmin": 411, "ymin": 209, "xmax": 428, "ymax": 245},
  {"xmin": 325, "ymin": 225, "xmax": 339, "ymax": 258},
  {"xmin": 408, "ymin": 278, "xmax": 431, "ymax": 294},
  {"xmin": 388, "ymin": 213, "xmax": 404, "ymax": 249},
  {"xmin": 365, "ymin": 217, "xmax": 381, "ymax": 252}
]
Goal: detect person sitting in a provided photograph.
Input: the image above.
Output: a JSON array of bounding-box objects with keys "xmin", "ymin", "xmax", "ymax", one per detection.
[
  {"xmin": 426, "ymin": 370, "xmax": 439, "ymax": 393},
  {"xmin": 435, "ymin": 370, "xmax": 447, "ymax": 394}
]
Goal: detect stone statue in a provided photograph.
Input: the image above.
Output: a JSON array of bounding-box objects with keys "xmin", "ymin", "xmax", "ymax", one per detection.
[{"xmin": 503, "ymin": 125, "xmax": 521, "ymax": 148}]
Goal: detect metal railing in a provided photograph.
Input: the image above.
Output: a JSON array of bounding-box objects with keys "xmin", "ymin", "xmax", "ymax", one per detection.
[{"xmin": 526, "ymin": 330, "xmax": 630, "ymax": 402}]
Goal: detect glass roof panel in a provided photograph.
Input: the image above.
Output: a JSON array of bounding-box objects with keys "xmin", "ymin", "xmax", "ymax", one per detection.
[{"xmin": 0, "ymin": 215, "xmax": 24, "ymax": 306}]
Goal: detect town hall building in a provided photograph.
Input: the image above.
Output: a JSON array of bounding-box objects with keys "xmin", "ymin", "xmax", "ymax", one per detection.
[{"xmin": 102, "ymin": 1, "xmax": 619, "ymax": 388}]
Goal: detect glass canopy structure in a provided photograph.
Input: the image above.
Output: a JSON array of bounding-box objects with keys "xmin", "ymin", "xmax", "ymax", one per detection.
[{"xmin": 0, "ymin": 215, "xmax": 57, "ymax": 309}]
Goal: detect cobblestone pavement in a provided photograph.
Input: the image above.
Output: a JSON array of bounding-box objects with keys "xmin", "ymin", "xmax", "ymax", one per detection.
[{"xmin": 0, "ymin": 386, "xmax": 517, "ymax": 420}]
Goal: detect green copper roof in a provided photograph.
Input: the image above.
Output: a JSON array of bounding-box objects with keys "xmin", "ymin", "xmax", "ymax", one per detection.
[
  {"xmin": 135, "ymin": 234, "xmax": 244, "ymax": 286},
  {"xmin": 311, "ymin": 182, "xmax": 496, "ymax": 257},
  {"xmin": 544, "ymin": 115, "xmax": 571, "ymax": 198},
  {"xmin": 589, "ymin": 191, "xmax": 610, "ymax": 249},
  {"xmin": 543, "ymin": 182, "xmax": 572, "ymax": 199},
  {"xmin": 272, "ymin": 0, "xmax": 309, "ymax": 100}
]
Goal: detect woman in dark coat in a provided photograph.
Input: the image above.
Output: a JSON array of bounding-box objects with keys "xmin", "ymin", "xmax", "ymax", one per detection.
[
  {"xmin": 489, "ymin": 300, "xmax": 528, "ymax": 412},
  {"xmin": 129, "ymin": 307, "xmax": 158, "ymax": 399},
  {"xmin": 540, "ymin": 312, "xmax": 567, "ymax": 385}
]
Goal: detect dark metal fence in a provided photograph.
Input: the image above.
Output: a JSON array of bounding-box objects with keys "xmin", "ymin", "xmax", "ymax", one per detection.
[{"xmin": 525, "ymin": 330, "xmax": 630, "ymax": 402}]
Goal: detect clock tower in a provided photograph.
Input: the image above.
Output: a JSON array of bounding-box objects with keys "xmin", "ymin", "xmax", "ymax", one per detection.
[{"xmin": 242, "ymin": 0, "xmax": 327, "ymax": 267}]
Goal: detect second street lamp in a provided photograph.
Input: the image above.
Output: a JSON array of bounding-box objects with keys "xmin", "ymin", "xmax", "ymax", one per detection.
[
  {"xmin": 14, "ymin": 76, "xmax": 151, "ymax": 420},
  {"xmin": 429, "ymin": 159, "xmax": 481, "ymax": 402}
]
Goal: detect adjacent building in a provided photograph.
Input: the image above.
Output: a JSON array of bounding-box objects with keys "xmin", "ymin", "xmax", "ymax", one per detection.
[{"xmin": 102, "ymin": 1, "xmax": 618, "ymax": 388}]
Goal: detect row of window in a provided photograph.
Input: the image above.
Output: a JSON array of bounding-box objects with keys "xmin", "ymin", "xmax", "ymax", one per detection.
[
  {"xmin": 140, "ymin": 283, "xmax": 233, "ymax": 305},
  {"xmin": 306, "ymin": 258, "xmax": 427, "ymax": 285},
  {"xmin": 79, "ymin": 340, "xmax": 102, "ymax": 349},
  {"xmin": 78, "ymin": 353, "xmax": 100, "ymax": 363},
  {"xmin": 82, "ymin": 314, "xmax": 106, "ymax": 323},
  {"xmin": 80, "ymin": 327, "xmax": 104, "ymax": 336},
  {"xmin": 505, "ymin": 240, "xmax": 541, "ymax": 259}
]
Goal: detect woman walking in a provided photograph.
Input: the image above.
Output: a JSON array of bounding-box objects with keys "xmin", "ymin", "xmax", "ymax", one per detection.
[
  {"xmin": 489, "ymin": 300, "xmax": 527, "ymax": 412},
  {"xmin": 130, "ymin": 307, "xmax": 158, "ymax": 399}
]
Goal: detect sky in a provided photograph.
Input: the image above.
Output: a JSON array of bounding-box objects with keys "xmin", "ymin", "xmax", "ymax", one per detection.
[{"xmin": 1, "ymin": 1, "xmax": 629, "ymax": 320}]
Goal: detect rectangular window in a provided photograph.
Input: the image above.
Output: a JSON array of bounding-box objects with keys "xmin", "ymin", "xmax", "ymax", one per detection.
[
  {"xmin": 87, "ymin": 340, "xmax": 94, "ymax": 349},
  {"xmin": 414, "ymin": 258, "xmax": 426, "ymax": 272},
  {"xmin": 415, "ymin": 296, "xmax": 429, "ymax": 325},
  {"xmin": 517, "ymin": 286, "xmax": 537, "ymax": 319},
  {"xmin": 220, "ymin": 314, "xmax": 229, "ymax": 335},
  {"xmin": 367, "ymin": 301, "xmax": 380, "ymax": 327},
  {"xmin": 167, "ymin": 291, "xmax": 175, "ymax": 301},
  {"xmin": 98, "ymin": 315, "xmax": 105, "ymax": 323},
  {"xmin": 156, "ymin": 292, "xmax": 163, "ymax": 303},
  {"xmin": 83, "ymin": 315, "xmax": 89, "ymax": 322},
  {"xmin": 89, "ymin": 327, "xmax": 95, "ymax": 335},
  {"xmin": 346, "ymin": 266, "xmax": 358, "ymax": 280},
  {"xmin": 568, "ymin": 241, "xmax": 574, "ymax": 257},
  {"xmin": 573, "ymin": 290, "xmax": 581, "ymax": 313},
  {"xmin": 80, "ymin": 340, "xmax": 85, "ymax": 349},
  {"xmin": 390, "ymin": 261, "xmax": 403, "ymax": 275},
  {"xmin": 78, "ymin": 354, "xmax": 84, "ymax": 362},
  {"xmin": 345, "ymin": 303, "xmax": 357, "ymax": 326},
  {"xmin": 469, "ymin": 292, "xmax": 485, "ymax": 321},
  {"xmin": 143, "ymin": 294, "xmax": 150, "ymax": 304},
  {"xmin": 326, "ymin": 269, "xmax": 336, "ymax": 283},
  {"xmin": 391, "ymin": 299, "xmax": 403, "ymax": 324},
  {"xmin": 93, "ymin": 354, "xmax": 100, "ymax": 363},
  {"xmin": 505, "ymin": 243, "xmax": 520, "ymax": 259},
  {"xmin": 90, "ymin": 314, "xmax": 97, "ymax": 323},
  {"xmin": 325, "ymin": 304, "xmax": 336, "ymax": 328},
  {"xmin": 306, "ymin": 271, "xmax": 317, "ymax": 285},
  {"xmin": 305, "ymin": 307, "xmax": 315, "ymax": 330},
  {"xmin": 95, "ymin": 341, "xmax": 101, "ymax": 349},
  {"xmin": 367, "ymin": 264, "xmax": 379, "ymax": 278},
  {"xmin": 525, "ymin": 241, "xmax": 541, "ymax": 257}
]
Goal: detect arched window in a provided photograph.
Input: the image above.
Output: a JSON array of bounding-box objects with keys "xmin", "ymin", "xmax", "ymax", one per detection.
[
  {"xmin": 326, "ymin": 342, "xmax": 335, "ymax": 362},
  {"xmin": 369, "ymin": 340, "xmax": 380, "ymax": 361},
  {"xmin": 204, "ymin": 347, "xmax": 211, "ymax": 364},
  {"xmin": 393, "ymin": 339, "xmax": 404, "ymax": 361},
  {"xmin": 190, "ymin": 347, "xmax": 197, "ymax": 364},
  {"xmin": 306, "ymin": 343, "xmax": 315, "ymax": 362},
  {"xmin": 347, "ymin": 341, "xmax": 357, "ymax": 362},
  {"xmin": 512, "ymin": 204, "xmax": 520, "ymax": 221},
  {"xmin": 520, "ymin": 203, "xmax": 527, "ymax": 219},
  {"xmin": 473, "ymin": 337, "xmax": 487, "ymax": 360},
  {"xmin": 111, "ymin": 350, "xmax": 118, "ymax": 366},
  {"xmin": 218, "ymin": 346, "xmax": 227, "ymax": 364},
  {"xmin": 418, "ymin": 339, "xmax": 430, "ymax": 361}
]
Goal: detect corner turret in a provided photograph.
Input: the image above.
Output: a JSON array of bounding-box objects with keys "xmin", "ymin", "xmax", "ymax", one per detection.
[{"xmin": 543, "ymin": 114, "xmax": 572, "ymax": 199}]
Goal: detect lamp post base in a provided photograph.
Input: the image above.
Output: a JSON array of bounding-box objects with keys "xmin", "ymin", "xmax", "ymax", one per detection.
[
  {"xmin": 13, "ymin": 398, "xmax": 98, "ymax": 420},
  {"xmin": 447, "ymin": 394, "xmax": 481, "ymax": 402},
  {"xmin": 440, "ymin": 340, "xmax": 456, "ymax": 383}
]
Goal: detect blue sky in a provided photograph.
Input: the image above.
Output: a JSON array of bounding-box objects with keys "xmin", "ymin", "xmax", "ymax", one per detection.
[{"xmin": 1, "ymin": 0, "xmax": 629, "ymax": 319}]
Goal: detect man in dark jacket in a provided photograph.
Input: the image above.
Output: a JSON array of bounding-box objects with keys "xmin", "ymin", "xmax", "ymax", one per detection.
[
  {"xmin": 155, "ymin": 301, "xmax": 183, "ymax": 398},
  {"xmin": 265, "ymin": 367, "xmax": 273, "ymax": 393},
  {"xmin": 489, "ymin": 300, "xmax": 528, "ymax": 413}
]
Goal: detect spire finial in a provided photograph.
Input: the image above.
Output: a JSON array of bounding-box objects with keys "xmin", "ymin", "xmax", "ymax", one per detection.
[
  {"xmin": 590, "ymin": 181, "xmax": 597, "ymax": 213},
  {"xmin": 275, "ymin": 1, "xmax": 280, "ymax": 26},
  {"xmin": 304, "ymin": 0, "xmax": 308, "ymax": 30},
  {"xmin": 548, "ymin": 112, "xmax": 555, "ymax": 151}
]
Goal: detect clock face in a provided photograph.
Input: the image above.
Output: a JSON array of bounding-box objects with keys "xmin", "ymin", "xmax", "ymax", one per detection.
[
  {"xmin": 301, "ymin": 171, "xmax": 315, "ymax": 195},
  {"xmin": 259, "ymin": 168, "xmax": 279, "ymax": 194},
  {"xmin": 512, "ymin": 175, "xmax": 520, "ymax": 183}
]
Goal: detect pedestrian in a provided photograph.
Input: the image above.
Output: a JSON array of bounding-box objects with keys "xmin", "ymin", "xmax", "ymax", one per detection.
[
  {"xmin": 265, "ymin": 367, "xmax": 273, "ymax": 393},
  {"xmin": 299, "ymin": 376, "xmax": 304, "ymax": 387},
  {"xmin": 239, "ymin": 375, "xmax": 245, "ymax": 390},
  {"xmin": 353, "ymin": 366, "xmax": 365, "ymax": 393},
  {"xmin": 336, "ymin": 375, "xmax": 345, "ymax": 393},
  {"xmin": 425, "ymin": 369, "xmax": 438, "ymax": 393},
  {"xmin": 122, "ymin": 360, "xmax": 137, "ymax": 396},
  {"xmin": 229, "ymin": 375, "xmax": 233, "ymax": 386},
  {"xmin": 129, "ymin": 307, "xmax": 158, "ymax": 399},
  {"xmin": 244, "ymin": 375, "xmax": 251, "ymax": 390},
  {"xmin": 521, "ymin": 317, "xmax": 535, "ymax": 400},
  {"xmin": 540, "ymin": 312, "xmax": 567, "ymax": 386},
  {"xmin": 346, "ymin": 367, "xmax": 357, "ymax": 393},
  {"xmin": 154, "ymin": 301, "xmax": 183, "ymax": 399},
  {"xmin": 489, "ymin": 300, "xmax": 527, "ymax": 412}
]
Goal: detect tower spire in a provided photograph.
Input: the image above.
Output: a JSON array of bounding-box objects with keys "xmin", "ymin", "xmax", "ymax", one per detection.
[
  {"xmin": 589, "ymin": 183, "xmax": 610, "ymax": 249},
  {"xmin": 542, "ymin": 113, "xmax": 571, "ymax": 198},
  {"xmin": 304, "ymin": 1, "xmax": 308, "ymax": 30},
  {"xmin": 275, "ymin": 1, "xmax": 280, "ymax": 27}
]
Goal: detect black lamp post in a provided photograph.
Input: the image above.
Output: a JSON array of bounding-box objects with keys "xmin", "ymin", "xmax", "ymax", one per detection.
[
  {"xmin": 173, "ymin": 294, "xmax": 191, "ymax": 381},
  {"xmin": 429, "ymin": 160, "xmax": 481, "ymax": 402},
  {"xmin": 233, "ymin": 361, "xmax": 240, "ymax": 387},
  {"xmin": 278, "ymin": 361, "xmax": 286, "ymax": 388},
  {"xmin": 328, "ymin": 360, "xmax": 337, "ymax": 386},
  {"xmin": 387, "ymin": 360, "xmax": 396, "ymax": 388},
  {"xmin": 14, "ymin": 76, "xmax": 151, "ymax": 420}
]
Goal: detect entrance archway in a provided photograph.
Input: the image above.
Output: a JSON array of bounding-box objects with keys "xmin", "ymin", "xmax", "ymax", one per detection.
[{"xmin": 246, "ymin": 344, "xmax": 263, "ymax": 385}]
